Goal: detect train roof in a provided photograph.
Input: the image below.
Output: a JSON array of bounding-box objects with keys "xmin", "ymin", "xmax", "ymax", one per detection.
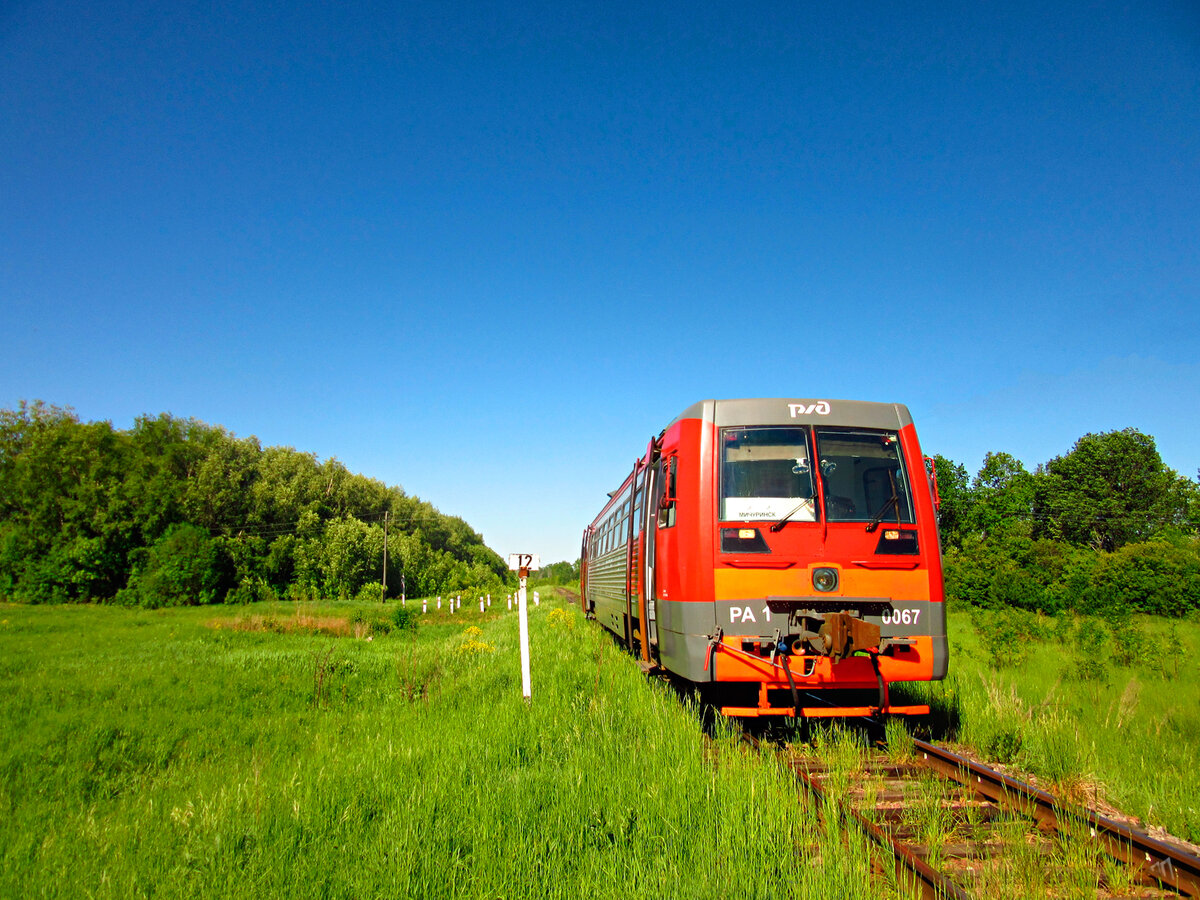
[{"xmin": 668, "ymin": 398, "xmax": 915, "ymax": 430}]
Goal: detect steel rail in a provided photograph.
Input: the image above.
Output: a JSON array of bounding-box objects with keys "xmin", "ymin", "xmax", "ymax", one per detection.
[
  {"xmin": 912, "ymin": 738, "xmax": 1200, "ymax": 897},
  {"xmin": 752, "ymin": 729, "xmax": 971, "ymax": 900},
  {"xmin": 792, "ymin": 762, "xmax": 973, "ymax": 900},
  {"xmin": 745, "ymin": 727, "xmax": 1198, "ymax": 898}
]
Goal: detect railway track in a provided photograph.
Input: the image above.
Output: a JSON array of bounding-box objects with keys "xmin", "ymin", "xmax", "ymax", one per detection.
[{"xmin": 750, "ymin": 730, "xmax": 1200, "ymax": 899}]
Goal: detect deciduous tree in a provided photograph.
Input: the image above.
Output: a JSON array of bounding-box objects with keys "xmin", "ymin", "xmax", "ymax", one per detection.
[{"xmin": 1033, "ymin": 429, "xmax": 1188, "ymax": 551}]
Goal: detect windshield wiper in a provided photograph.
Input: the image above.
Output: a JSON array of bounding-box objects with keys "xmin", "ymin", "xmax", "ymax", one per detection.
[
  {"xmin": 864, "ymin": 495, "xmax": 899, "ymax": 532},
  {"xmin": 865, "ymin": 471, "xmax": 901, "ymax": 533},
  {"xmin": 769, "ymin": 498, "xmax": 813, "ymax": 532}
]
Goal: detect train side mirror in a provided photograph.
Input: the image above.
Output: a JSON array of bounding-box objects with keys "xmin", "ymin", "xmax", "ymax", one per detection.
[{"xmin": 924, "ymin": 456, "xmax": 941, "ymax": 511}]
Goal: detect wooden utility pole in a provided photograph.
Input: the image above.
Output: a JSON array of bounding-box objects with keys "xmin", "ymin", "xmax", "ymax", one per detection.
[{"xmin": 381, "ymin": 510, "xmax": 389, "ymax": 601}]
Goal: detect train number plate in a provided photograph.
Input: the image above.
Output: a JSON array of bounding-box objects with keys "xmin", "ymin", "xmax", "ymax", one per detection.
[{"xmin": 881, "ymin": 608, "xmax": 921, "ymax": 625}]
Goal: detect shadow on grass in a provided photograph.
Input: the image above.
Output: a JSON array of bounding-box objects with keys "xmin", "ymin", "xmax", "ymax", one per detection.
[{"xmin": 890, "ymin": 680, "xmax": 962, "ymax": 742}]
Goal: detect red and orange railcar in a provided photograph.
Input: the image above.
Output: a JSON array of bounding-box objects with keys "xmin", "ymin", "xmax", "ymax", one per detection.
[{"xmin": 581, "ymin": 398, "xmax": 947, "ymax": 718}]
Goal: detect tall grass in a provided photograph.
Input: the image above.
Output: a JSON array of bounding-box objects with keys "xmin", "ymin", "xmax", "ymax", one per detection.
[
  {"xmin": 0, "ymin": 597, "xmax": 909, "ymax": 898},
  {"xmin": 893, "ymin": 608, "xmax": 1200, "ymax": 844}
]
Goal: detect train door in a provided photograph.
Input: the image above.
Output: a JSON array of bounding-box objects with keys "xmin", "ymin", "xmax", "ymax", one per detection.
[
  {"xmin": 579, "ymin": 527, "xmax": 592, "ymax": 616},
  {"xmin": 640, "ymin": 460, "xmax": 658, "ymax": 655}
]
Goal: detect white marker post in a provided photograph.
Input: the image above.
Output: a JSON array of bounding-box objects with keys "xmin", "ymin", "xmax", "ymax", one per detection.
[{"xmin": 507, "ymin": 553, "xmax": 540, "ymax": 702}]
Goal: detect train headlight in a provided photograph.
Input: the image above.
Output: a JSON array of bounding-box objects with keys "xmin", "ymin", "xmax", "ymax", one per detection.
[{"xmin": 812, "ymin": 567, "xmax": 839, "ymax": 593}]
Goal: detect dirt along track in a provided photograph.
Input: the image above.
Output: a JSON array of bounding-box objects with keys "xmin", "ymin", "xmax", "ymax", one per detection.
[{"xmin": 744, "ymin": 727, "xmax": 1200, "ymax": 899}]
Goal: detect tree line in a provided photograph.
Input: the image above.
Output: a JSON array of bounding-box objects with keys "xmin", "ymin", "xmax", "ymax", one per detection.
[
  {"xmin": 530, "ymin": 559, "xmax": 581, "ymax": 586},
  {"xmin": 4, "ymin": 402, "xmax": 1198, "ymax": 617},
  {"xmin": 0, "ymin": 402, "xmax": 514, "ymax": 607},
  {"xmin": 932, "ymin": 428, "xmax": 1200, "ymax": 617}
]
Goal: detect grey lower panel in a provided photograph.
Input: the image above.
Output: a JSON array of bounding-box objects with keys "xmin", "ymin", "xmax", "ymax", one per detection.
[
  {"xmin": 657, "ymin": 626, "xmax": 713, "ymax": 682},
  {"xmin": 656, "ymin": 598, "xmax": 717, "ymax": 682},
  {"xmin": 593, "ymin": 595, "xmax": 628, "ymax": 640},
  {"xmin": 931, "ymin": 599, "xmax": 948, "ymax": 679},
  {"xmin": 656, "ymin": 597, "xmax": 716, "ymax": 635},
  {"xmin": 715, "ymin": 598, "xmax": 945, "ymax": 639},
  {"xmin": 649, "ymin": 597, "xmax": 948, "ymax": 684},
  {"xmin": 688, "ymin": 597, "xmax": 948, "ymax": 683}
]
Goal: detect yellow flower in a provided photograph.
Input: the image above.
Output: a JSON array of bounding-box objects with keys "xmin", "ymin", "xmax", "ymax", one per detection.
[{"xmin": 457, "ymin": 638, "xmax": 495, "ymax": 655}]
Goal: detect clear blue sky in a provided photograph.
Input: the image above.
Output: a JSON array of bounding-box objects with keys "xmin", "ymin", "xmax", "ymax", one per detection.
[{"xmin": 3, "ymin": 0, "xmax": 1198, "ymax": 564}]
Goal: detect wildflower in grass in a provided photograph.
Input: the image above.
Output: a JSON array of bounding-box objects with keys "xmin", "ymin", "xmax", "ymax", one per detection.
[
  {"xmin": 458, "ymin": 639, "xmax": 495, "ymax": 655},
  {"xmin": 458, "ymin": 625, "xmax": 495, "ymax": 655},
  {"xmin": 547, "ymin": 608, "xmax": 574, "ymax": 630}
]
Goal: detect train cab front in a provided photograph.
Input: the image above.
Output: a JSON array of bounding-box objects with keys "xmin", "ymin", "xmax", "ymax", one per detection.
[{"xmin": 706, "ymin": 400, "xmax": 948, "ymax": 719}]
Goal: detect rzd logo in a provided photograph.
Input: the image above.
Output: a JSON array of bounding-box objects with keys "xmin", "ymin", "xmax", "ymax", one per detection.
[{"xmin": 788, "ymin": 401, "xmax": 831, "ymax": 417}]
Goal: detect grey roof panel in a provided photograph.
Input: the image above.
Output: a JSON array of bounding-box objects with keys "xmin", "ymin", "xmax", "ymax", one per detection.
[{"xmin": 668, "ymin": 398, "xmax": 914, "ymax": 430}]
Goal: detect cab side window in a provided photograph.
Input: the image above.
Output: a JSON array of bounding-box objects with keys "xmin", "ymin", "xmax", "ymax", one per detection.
[{"xmin": 658, "ymin": 455, "xmax": 677, "ymax": 528}]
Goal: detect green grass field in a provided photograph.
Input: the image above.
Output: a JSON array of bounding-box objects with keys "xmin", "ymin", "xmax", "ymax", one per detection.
[
  {"xmin": 0, "ymin": 594, "xmax": 893, "ymax": 900},
  {"xmin": 2, "ymin": 595, "xmax": 1196, "ymax": 898}
]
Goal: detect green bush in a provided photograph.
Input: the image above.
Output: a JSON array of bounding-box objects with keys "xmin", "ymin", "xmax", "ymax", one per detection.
[
  {"xmin": 355, "ymin": 582, "xmax": 384, "ymax": 603},
  {"xmin": 391, "ymin": 605, "xmax": 418, "ymax": 632},
  {"xmin": 123, "ymin": 524, "xmax": 220, "ymax": 608},
  {"xmin": 974, "ymin": 607, "xmax": 1041, "ymax": 667},
  {"xmin": 946, "ymin": 534, "xmax": 1063, "ymax": 612},
  {"xmin": 1072, "ymin": 618, "xmax": 1110, "ymax": 682},
  {"xmin": 1108, "ymin": 619, "xmax": 1144, "ymax": 668},
  {"xmin": 984, "ymin": 727, "xmax": 1023, "ymax": 763},
  {"xmin": 1084, "ymin": 538, "xmax": 1200, "ymax": 618},
  {"xmin": 946, "ymin": 532, "xmax": 1200, "ymax": 619},
  {"xmin": 225, "ymin": 576, "xmax": 275, "ymax": 605},
  {"xmin": 1050, "ymin": 611, "xmax": 1075, "ymax": 644}
]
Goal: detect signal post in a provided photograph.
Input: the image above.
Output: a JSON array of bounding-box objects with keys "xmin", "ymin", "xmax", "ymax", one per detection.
[{"xmin": 507, "ymin": 553, "xmax": 540, "ymax": 701}]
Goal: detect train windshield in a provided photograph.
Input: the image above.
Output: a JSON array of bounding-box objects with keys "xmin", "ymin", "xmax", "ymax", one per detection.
[
  {"xmin": 720, "ymin": 427, "xmax": 816, "ymax": 522},
  {"xmin": 814, "ymin": 429, "xmax": 914, "ymax": 524}
]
